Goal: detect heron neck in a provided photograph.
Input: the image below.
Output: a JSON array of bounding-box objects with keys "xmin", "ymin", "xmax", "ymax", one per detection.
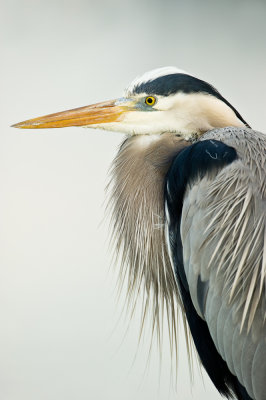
[{"xmin": 107, "ymin": 133, "xmax": 189, "ymax": 326}]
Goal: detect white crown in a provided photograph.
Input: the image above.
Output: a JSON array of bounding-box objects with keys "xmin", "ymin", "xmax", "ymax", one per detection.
[{"xmin": 126, "ymin": 66, "xmax": 192, "ymax": 95}]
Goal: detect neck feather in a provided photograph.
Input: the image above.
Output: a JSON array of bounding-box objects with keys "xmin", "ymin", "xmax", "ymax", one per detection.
[{"xmin": 107, "ymin": 133, "xmax": 191, "ymax": 354}]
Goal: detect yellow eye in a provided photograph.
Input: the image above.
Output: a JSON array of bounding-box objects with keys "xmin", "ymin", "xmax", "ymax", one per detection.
[{"xmin": 145, "ymin": 96, "xmax": 156, "ymax": 106}]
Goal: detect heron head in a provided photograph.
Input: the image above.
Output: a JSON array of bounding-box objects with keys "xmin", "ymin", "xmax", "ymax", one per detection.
[{"xmin": 13, "ymin": 67, "xmax": 249, "ymax": 137}]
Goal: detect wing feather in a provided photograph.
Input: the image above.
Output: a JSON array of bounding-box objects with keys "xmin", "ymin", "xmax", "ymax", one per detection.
[{"xmin": 178, "ymin": 128, "xmax": 266, "ymax": 399}]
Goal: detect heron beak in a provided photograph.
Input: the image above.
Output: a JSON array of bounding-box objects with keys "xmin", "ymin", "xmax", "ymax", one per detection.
[{"xmin": 12, "ymin": 99, "xmax": 133, "ymax": 129}]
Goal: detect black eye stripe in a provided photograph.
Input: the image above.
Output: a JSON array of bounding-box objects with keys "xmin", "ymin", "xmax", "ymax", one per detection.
[{"xmin": 133, "ymin": 74, "xmax": 249, "ymax": 127}]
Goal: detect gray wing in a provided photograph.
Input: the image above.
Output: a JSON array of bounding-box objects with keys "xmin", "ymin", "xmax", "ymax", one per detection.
[{"xmin": 181, "ymin": 128, "xmax": 266, "ymax": 400}]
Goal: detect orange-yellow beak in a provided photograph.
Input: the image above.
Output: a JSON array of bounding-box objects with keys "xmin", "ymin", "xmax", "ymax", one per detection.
[{"xmin": 12, "ymin": 99, "xmax": 130, "ymax": 129}]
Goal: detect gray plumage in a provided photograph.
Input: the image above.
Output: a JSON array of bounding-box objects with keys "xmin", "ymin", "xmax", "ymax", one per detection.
[
  {"xmin": 108, "ymin": 126, "xmax": 266, "ymax": 400},
  {"xmin": 181, "ymin": 127, "xmax": 266, "ymax": 400}
]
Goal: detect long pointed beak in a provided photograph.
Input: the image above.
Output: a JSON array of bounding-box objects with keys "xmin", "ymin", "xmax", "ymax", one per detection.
[{"xmin": 12, "ymin": 99, "xmax": 130, "ymax": 129}]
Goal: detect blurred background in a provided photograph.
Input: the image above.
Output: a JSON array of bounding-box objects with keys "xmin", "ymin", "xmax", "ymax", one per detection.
[{"xmin": 1, "ymin": 0, "xmax": 266, "ymax": 399}]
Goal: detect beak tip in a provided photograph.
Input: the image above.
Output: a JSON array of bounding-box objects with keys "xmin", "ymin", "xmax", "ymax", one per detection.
[
  {"xmin": 11, "ymin": 123, "xmax": 20, "ymax": 128},
  {"xmin": 11, "ymin": 122, "xmax": 26, "ymax": 129},
  {"xmin": 11, "ymin": 121, "xmax": 39, "ymax": 129}
]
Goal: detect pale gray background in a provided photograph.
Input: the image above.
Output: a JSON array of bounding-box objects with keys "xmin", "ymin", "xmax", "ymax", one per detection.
[{"xmin": 1, "ymin": 0, "xmax": 266, "ymax": 399}]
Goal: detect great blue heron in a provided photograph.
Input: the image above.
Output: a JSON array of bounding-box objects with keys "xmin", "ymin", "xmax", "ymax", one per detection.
[{"xmin": 13, "ymin": 67, "xmax": 266, "ymax": 400}]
